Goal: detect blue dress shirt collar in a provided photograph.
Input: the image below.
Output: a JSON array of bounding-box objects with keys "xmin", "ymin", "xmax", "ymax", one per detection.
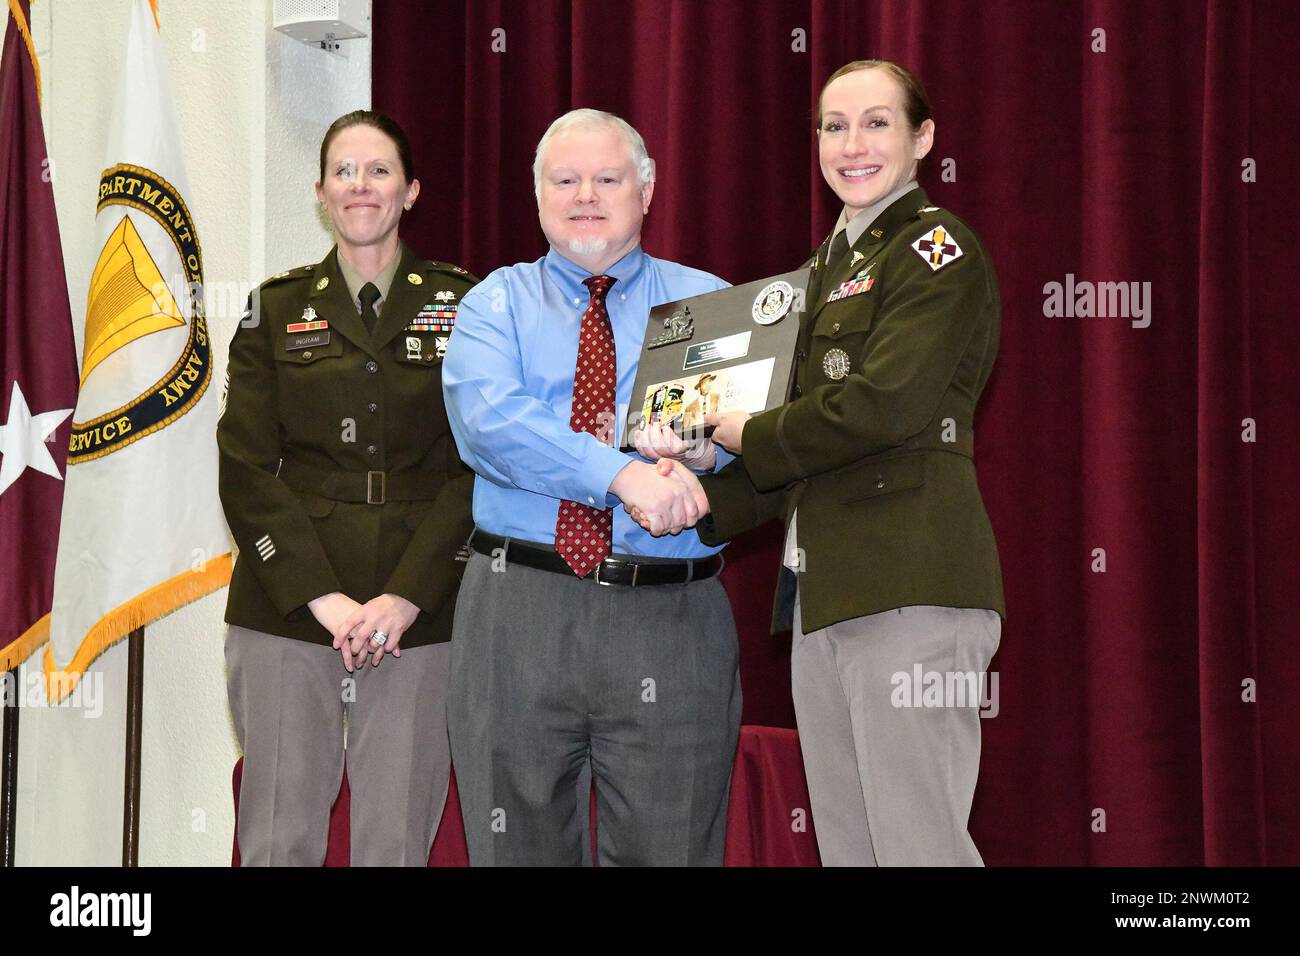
[{"xmin": 544, "ymin": 244, "xmax": 648, "ymax": 299}]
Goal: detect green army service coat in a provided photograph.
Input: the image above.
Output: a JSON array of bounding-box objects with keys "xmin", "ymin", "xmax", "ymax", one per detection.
[
  {"xmin": 698, "ymin": 187, "xmax": 1006, "ymax": 634},
  {"xmin": 217, "ymin": 243, "xmax": 477, "ymax": 646}
]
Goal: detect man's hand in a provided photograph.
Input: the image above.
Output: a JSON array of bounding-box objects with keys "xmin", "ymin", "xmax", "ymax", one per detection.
[
  {"xmin": 704, "ymin": 411, "xmax": 750, "ymax": 454},
  {"xmin": 308, "ymin": 591, "xmax": 366, "ymax": 672},
  {"xmin": 632, "ymin": 422, "xmax": 717, "ymax": 472},
  {"xmin": 610, "ymin": 459, "xmax": 708, "ymax": 535},
  {"xmin": 622, "ymin": 459, "xmax": 712, "ymax": 536},
  {"xmin": 344, "ymin": 593, "xmax": 420, "ymax": 669}
]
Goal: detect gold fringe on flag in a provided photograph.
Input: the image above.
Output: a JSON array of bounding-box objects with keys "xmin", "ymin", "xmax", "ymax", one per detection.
[
  {"xmin": 1, "ymin": 613, "xmax": 50, "ymax": 673},
  {"xmin": 6, "ymin": 0, "xmax": 41, "ymax": 107},
  {"xmin": 41, "ymin": 553, "xmax": 231, "ymax": 702}
]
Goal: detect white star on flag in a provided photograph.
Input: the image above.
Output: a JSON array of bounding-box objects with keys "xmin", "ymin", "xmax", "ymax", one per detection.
[{"xmin": 0, "ymin": 381, "xmax": 73, "ymax": 496}]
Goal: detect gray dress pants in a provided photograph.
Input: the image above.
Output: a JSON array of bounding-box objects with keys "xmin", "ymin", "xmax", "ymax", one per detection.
[{"xmin": 447, "ymin": 552, "xmax": 741, "ymax": 866}]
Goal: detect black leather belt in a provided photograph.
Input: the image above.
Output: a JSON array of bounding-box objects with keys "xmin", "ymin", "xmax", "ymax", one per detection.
[
  {"xmin": 277, "ymin": 459, "xmax": 443, "ymax": 504},
  {"xmin": 471, "ymin": 530, "xmax": 722, "ymax": 587}
]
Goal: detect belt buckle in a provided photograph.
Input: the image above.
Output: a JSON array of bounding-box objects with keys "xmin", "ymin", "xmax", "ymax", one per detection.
[
  {"xmin": 366, "ymin": 470, "xmax": 386, "ymax": 505},
  {"xmin": 593, "ymin": 560, "xmax": 638, "ymax": 587}
]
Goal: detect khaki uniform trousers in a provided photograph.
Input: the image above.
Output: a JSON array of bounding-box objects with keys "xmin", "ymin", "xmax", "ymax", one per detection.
[
  {"xmin": 792, "ymin": 593, "xmax": 1000, "ymax": 866},
  {"xmin": 226, "ymin": 625, "xmax": 451, "ymax": 866}
]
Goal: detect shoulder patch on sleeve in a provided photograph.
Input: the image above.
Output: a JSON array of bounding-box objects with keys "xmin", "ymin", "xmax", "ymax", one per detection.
[{"xmin": 910, "ymin": 223, "xmax": 964, "ymax": 272}]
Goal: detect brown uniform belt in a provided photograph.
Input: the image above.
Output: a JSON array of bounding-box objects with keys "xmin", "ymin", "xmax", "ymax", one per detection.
[
  {"xmin": 470, "ymin": 530, "xmax": 723, "ymax": 587},
  {"xmin": 277, "ymin": 459, "xmax": 443, "ymax": 504}
]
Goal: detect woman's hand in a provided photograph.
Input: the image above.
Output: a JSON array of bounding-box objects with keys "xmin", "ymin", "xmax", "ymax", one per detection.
[
  {"xmin": 344, "ymin": 593, "xmax": 420, "ymax": 668},
  {"xmin": 308, "ymin": 592, "xmax": 367, "ymax": 672},
  {"xmin": 633, "ymin": 422, "xmax": 717, "ymax": 472},
  {"xmin": 705, "ymin": 411, "xmax": 751, "ymax": 454}
]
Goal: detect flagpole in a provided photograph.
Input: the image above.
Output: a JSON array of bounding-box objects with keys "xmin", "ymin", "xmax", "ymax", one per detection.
[
  {"xmin": 122, "ymin": 627, "xmax": 144, "ymax": 866},
  {"xmin": 119, "ymin": 0, "xmax": 156, "ymax": 868},
  {"xmin": 1, "ymin": 673, "xmax": 17, "ymax": 867}
]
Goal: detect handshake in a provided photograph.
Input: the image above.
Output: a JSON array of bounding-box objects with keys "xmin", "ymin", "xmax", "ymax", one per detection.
[
  {"xmin": 611, "ymin": 412, "xmax": 748, "ymax": 536},
  {"xmin": 611, "ymin": 422, "xmax": 715, "ymax": 537},
  {"xmin": 611, "ymin": 457, "xmax": 709, "ymax": 537}
]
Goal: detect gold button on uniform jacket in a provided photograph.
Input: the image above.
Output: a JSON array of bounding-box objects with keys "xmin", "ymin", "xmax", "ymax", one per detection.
[
  {"xmin": 217, "ymin": 243, "xmax": 478, "ymax": 646},
  {"xmin": 698, "ymin": 187, "xmax": 1006, "ymax": 634}
]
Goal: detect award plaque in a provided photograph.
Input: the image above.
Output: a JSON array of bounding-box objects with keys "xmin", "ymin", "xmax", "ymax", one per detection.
[{"xmin": 621, "ymin": 269, "xmax": 807, "ymax": 449}]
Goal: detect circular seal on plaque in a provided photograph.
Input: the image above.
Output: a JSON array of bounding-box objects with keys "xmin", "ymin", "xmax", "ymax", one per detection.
[
  {"xmin": 752, "ymin": 280, "xmax": 794, "ymax": 326},
  {"xmin": 822, "ymin": 348, "xmax": 851, "ymax": 381}
]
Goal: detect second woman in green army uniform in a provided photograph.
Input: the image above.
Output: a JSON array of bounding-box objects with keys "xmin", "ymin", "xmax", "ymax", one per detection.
[
  {"xmin": 217, "ymin": 111, "xmax": 477, "ymax": 865},
  {"xmin": 636, "ymin": 61, "xmax": 1005, "ymax": 866}
]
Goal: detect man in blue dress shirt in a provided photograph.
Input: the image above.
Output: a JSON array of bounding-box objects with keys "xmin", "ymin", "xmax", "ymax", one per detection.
[{"xmin": 442, "ymin": 109, "xmax": 741, "ymax": 866}]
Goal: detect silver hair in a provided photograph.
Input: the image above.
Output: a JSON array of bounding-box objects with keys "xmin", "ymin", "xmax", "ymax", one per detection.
[{"xmin": 533, "ymin": 108, "xmax": 656, "ymax": 198}]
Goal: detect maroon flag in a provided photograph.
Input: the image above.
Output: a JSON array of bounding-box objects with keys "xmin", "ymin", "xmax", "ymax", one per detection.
[{"xmin": 0, "ymin": 0, "xmax": 78, "ymax": 670}]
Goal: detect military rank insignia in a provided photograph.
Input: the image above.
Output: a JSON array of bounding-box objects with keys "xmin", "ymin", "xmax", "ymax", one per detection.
[
  {"xmin": 827, "ymin": 274, "xmax": 874, "ymax": 303},
  {"xmin": 911, "ymin": 224, "xmax": 964, "ymax": 272}
]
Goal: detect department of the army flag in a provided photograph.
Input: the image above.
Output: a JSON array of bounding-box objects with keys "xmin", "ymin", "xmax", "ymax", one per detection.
[
  {"xmin": 0, "ymin": 0, "xmax": 79, "ymax": 672},
  {"xmin": 45, "ymin": 0, "xmax": 230, "ymax": 697}
]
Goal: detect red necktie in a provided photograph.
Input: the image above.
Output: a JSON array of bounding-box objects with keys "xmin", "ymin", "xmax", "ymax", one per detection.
[{"xmin": 555, "ymin": 274, "xmax": 618, "ymax": 577}]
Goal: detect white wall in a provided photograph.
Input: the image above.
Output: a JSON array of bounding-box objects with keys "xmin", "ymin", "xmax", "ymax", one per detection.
[{"xmin": 3, "ymin": 0, "xmax": 369, "ymax": 865}]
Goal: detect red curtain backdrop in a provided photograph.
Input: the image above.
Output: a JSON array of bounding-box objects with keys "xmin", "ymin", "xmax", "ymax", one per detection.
[{"xmin": 372, "ymin": 0, "xmax": 1299, "ymax": 866}]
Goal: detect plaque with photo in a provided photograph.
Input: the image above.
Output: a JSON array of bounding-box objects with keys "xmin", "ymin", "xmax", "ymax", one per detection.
[{"xmin": 621, "ymin": 268, "xmax": 807, "ymax": 450}]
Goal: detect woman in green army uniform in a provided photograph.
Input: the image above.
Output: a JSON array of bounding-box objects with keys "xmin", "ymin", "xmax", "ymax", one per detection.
[
  {"xmin": 637, "ymin": 61, "xmax": 1005, "ymax": 866},
  {"xmin": 217, "ymin": 111, "xmax": 476, "ymax": 865}
]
